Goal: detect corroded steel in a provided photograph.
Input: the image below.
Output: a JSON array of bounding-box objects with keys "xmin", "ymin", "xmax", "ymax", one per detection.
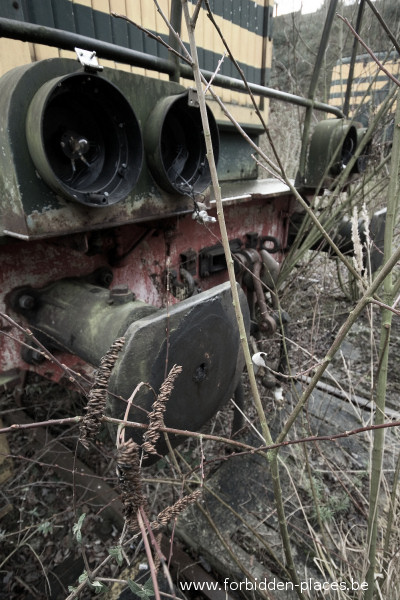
[{"xmin": 0, "ymin": 188, "xmax": 294, "ymax": 384}]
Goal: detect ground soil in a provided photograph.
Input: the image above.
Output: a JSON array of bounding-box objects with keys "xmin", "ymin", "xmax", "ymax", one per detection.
[{"xmin": 1, "ymin": 252, "xmax": 400, "ymax": 599}]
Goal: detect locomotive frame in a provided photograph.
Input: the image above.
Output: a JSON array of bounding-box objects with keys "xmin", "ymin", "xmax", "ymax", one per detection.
[{"xmin": 0, "ymin": 0, "xmax": 360, "ymax": 450}]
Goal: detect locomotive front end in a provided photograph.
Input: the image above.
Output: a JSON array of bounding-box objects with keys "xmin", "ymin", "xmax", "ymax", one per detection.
[{"xmin": 0, "ymin": 0, "xmax": 293, "ymax": 452}]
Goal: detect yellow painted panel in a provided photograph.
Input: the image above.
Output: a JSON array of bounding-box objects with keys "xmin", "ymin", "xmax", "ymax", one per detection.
[
  {"xmin": 193, "ymin": 6, "xmax": 224, "ymax": 64},
  {"xmin": 74, "ymin": 0, "xmax": 92, "ymax": 7},
  {"xmin": 99, "ymin": 58, "xmax": 119, "ymax": 69},
  {"xmin": 222, "ymin": 5, "xmax": 233, "ymax": 105},
  {"xmin": 142, "ymin": 0, "xmax": 156, "ymax": 33},
  {"xmin": 72, "ymin": 0, "xmax": 271, "ymax": 102},
  {"xmin": 125, "ymin": 0, "xmax": 141, "ymax": 25},
  {"xmin": 0, "ymin": 39, "xmax": 32, "ymax": 77},
  {"xmin": 126, "ymin": 0, "xmax": 150, "ymax": 76},
  {"xmin": 0, "ymin": 0, "xmax": 271, "ymax": 128},
  {"xmin": 154, "ymin": 0, "xmax": 171, "ymax": 38},
  {"xmin": 329, "ymin": 99, "xmax": 345, "ymax": 108},
  {"xmin": 32, "ymin": 45, "xmax": 61, "ymax": 61},
  {"xmin": 207, "ymin": 95, "xmax": 269, "ymax": 127},
  {"xmin": 131, "ymin": 4, "xmax": 260, "ymax": 71},
  {"xmin": 155, "ymin": 0, "xmax": 171, "ymax": 80},
  {"xmin": 331, "ymin": 64, "xmax": 350, "ymax": 78},
  {"xmin": 109, "ymin": 0, "xmax": 128, "ymax": 27},
  {"xmin": 130, "ymin": 66, "xmax": 147, "ymax": 77},
  {"xmin": 91, "ymin": 0, "xmax": 109, "ymax": 10},
  {"xmin": 60, "ymin": 49, "xmax": 80, "ymax": 61}
]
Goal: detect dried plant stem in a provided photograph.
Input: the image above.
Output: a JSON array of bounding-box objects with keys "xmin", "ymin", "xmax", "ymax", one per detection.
[
  {"xmin": 137, "ymin": 508, "xmax": 162, "ymax": 600},
  {"xmin": 180, "ymin": 2, "xmax": 305, "ymax": 596},
  {"xmin": 365, "ymin": 89, "xmax": 400, "ymax": 598},
  {"xmin": 275, "ymin": 245, "xmax": 400, "ymax": 447},
  {"xmin": 364, "ymin": 0, "xmax": 400, "ymax": 56},
  {"xmin": 337, "ymin": 14, "xmax": 400, "ymax": 88},
  {"xmin": 111, "ymin": 12, "xmax": 190, "ymax": 65},
  {"xmin": 173, "ymin": 448, "xmax": 276, "ymax": 600},
  {"xmin": 382, "ymin": 450, "xmax": 400, "ymax": 582}
]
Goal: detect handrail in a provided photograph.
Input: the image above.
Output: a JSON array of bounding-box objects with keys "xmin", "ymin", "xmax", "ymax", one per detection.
[{"xmin": 0, "ymin": 17, "xmax": 344, "ymax": 117}]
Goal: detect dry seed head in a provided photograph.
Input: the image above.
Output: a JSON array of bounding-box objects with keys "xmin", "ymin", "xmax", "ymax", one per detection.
[
  {"xmin": 361, "ymin": 202, "xmax": 371, "ymax": 250},
  {"xmin": 351, "ymin": 207, "xmax": 364, "ymax": 274},
  {"xmin": 351, "ymin": 207, "xmax": 368, "ymax": 292},
  {"xmin": 142, "ymin": 364, "xmax": 182, "ymax": 454},
  {"xmin": 117, "ymin": 438, "xmax": 146, "ymax": 530},
  {"xmin": 151, "ymin": 489, "xmax": 202, "ymax": 530},
  {"xmin": 79, "ymin": 337, "xmax": 125, "ymax": 449}
]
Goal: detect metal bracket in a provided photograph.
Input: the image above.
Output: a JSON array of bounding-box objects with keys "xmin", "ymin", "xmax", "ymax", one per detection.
[
  {"xmin": 188, "ymin": 88, "xmax": 199, "ymax": 108},
  {"xmin": 75, "ymin": 47, "xmax": 104, "ymax": 72}
]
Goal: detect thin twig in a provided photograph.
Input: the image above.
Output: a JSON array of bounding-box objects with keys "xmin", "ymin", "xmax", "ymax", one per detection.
[
  {"xmin": 364, "ymin": 0, "xmax": 400, "ymax": 56},
  {"xmin": 191, "ymin": 0, "xmax": 204, "ymax": 28},
  {"xmin": 203, "ymin": 0, "xmax": 285, "ymax": 174},
  {"xmin": 152, "ymin": 0, "xmax": 193, "ymax": 64},
  {"xmin": 0, "ymin": 312, "xmax": 89, "ymax": 393},
  {"xmin": 137, "ymin": 507, "xmax": 162, "ymax": 600},
  {"xmin": 337, "ymin": 14, "xmax": 400, "ymax": 88},
  {"xmin": 203, "ymin": 52, "xmax": 227, "ymax": 93},
  {"xmin": 111, "ymin": 12, "xmax": 191, "ymax": 65}
]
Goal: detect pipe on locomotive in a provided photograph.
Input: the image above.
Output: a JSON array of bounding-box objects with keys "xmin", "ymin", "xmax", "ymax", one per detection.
[{"xmin": 0, "ymin": 17, "xmax": 344, "ymax": 118}]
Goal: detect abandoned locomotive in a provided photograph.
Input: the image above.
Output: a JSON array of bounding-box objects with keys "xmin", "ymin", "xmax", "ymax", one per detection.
[{"xmin": 0, "ymin": 0, "xmax": 360, "ymax": 450}]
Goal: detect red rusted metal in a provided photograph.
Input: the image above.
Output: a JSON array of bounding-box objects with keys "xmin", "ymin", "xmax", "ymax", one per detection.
[{"xmin": 0, "ymin": 185, "xmax": 295, "ymax": 383}]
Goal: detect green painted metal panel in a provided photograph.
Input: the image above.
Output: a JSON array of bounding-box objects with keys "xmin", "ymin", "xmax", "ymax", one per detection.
[
  {"xmin": 72, "ymin": 3, "xmax": 95, "ymax": 38},
  {"xmin": 197, "ymin": 0, "xmax": 266, "ymax": 34},
  {"xmin": 222, "ymin": 0, "xmax": 233, "ymax": 79},
  {"xmin": 22, "ymin": 0, "xmax": 55, "ymax": 28},
  {"xmin": 92, "ymin": 9, "xmax": 113, "ymax": 44},
  {"xmin": 127, "ymin": 24, "xmax": 145, "ymax": 54},
  {"xmin": 52, "ymin": 0, "xmax": 76, "ymax": 33},
  {"xmin": 217, "ymin": 130, "xmax": 258, "ymax": 181},
  {"xmin": 111, "ymin": 13, "xmax": 129, "ymax": 49},
  {"xmin": 0, "ymin": 0, "xmax": 25, "ymax": 20}
]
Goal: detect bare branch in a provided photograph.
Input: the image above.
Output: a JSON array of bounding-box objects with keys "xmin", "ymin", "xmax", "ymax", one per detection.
[
  {"xmin": 364, "ymin": 0, "xmax": 400, "ymax": 56},
  {"xmin": 111, "ymin": 12, "xmax": 192, "ymax": 65},
  {"xmin": 151, "ymin": 0, "xmax": 193, "ymax": 63},
  {"xmin": 191, "ymin": 0, "xmax": 204, "ymax": 29},
  {"xmin": 337, "ymin": 13, "xmax": 400, "ymax": 88}
]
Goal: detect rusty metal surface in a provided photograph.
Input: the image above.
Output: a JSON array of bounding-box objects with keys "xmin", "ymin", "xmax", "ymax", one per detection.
[{"xmin": 0, "ymin": 192, "xmax": 295, "ymax": 381}]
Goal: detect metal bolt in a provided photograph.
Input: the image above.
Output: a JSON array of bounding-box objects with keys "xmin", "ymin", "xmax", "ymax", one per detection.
[
  {"xmin": 108, "ymin": 285, "xmax": 135, "ymax": 305},
  {"xmin": 111, "ymin": 284, "xmax": 129, "ymax": 295},
  {"xmin": 18, "ymin": 294, "xmax": 35, "ymax": 310},
  {"xmin": 21, "ymin": 346, "xmax": 45, "ymax": 365},
  {"xmin": 98, "ymin": 269, "xmax": 113, "ymax": 287}
]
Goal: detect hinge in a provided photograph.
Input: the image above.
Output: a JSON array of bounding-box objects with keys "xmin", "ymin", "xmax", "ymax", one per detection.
[{"xmin": 75, "ymin": 48, "xmax": 104, "ymax": 73}]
